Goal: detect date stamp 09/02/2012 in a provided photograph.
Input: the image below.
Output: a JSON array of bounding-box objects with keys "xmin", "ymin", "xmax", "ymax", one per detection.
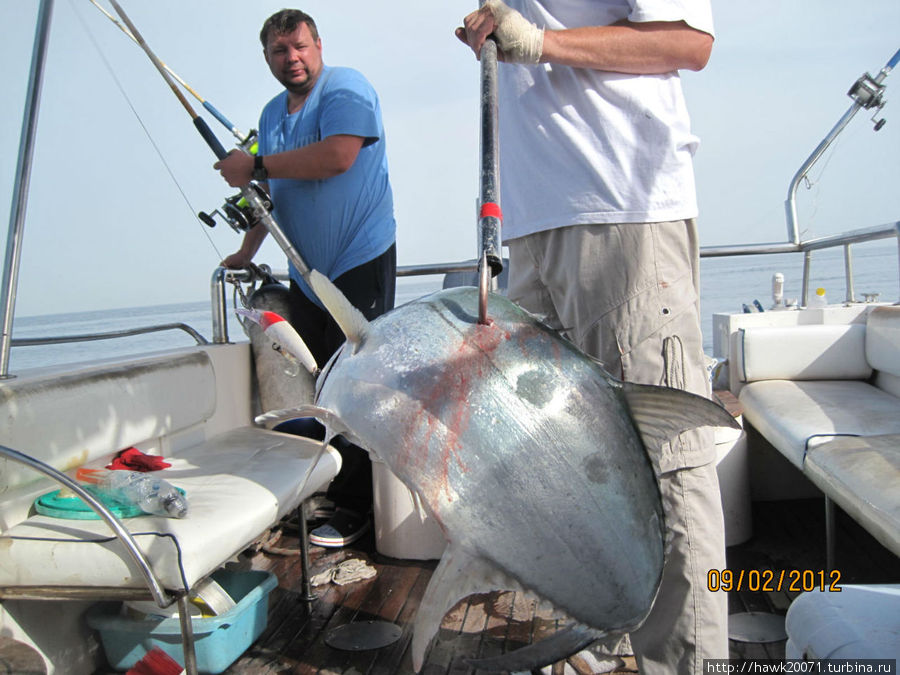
[{"xmin": 707, "ymin": 568, "xmax": 843, "ymax": 593}]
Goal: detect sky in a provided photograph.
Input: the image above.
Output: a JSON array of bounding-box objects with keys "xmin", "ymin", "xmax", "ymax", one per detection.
[{"xmin": 0, "ymin": 0, "xmax": 898, "ymax": 317}]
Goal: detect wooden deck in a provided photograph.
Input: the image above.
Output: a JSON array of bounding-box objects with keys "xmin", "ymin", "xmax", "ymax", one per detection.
[
  {"xmin": 91, "ymin": 497, "xmax": 899, "ymax": 674},
  {"xmin": 215, "ymin": 497, "xmax": 898, "ymax": 674}
]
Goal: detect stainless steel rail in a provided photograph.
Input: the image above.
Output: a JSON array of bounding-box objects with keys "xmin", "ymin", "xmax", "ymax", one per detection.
[
  {"xmin": 0, "ymin": 444, "xmax": 172, "ymax": 607},
  {"xmin": 700, "ymin": 221, "xmax": 900, "ymax": 306},
  {"xmin": 0, "ymin": 0, "xmax": 54, "ymax": 379},
  {"xmin": 209, "ymin": 261, "xmax": 485, "ymax": 344},
  {"xmin": 209, "ymin": 221, "xmax": 900, "ymax": 344},
  {"xmin": 785, "ymin": 50, "xmax": 898, "ymax": 245},
  {"xmin": 11, "ymin": 322, "xmax": 208, "ymax": 348}
]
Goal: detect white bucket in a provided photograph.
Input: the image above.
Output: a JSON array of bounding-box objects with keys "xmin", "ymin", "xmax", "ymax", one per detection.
[
  {"xmin": 715, "ymin": 419, "xmax": 752, "ymax": 546},
  {"xmin": 371, "ymin": 459, "xmax": 446, "ymax": 560}
]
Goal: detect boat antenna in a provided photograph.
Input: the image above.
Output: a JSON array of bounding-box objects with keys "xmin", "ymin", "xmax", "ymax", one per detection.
[
  {"xmin": 88, "ymin": 0, "xmax": 252, "ymax": 146},
  {"xmin": 103, "ymin": 0, "xmax": 316, "ymax": 287}
]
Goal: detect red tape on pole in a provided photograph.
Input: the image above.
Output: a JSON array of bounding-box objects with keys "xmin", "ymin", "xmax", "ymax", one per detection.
[{"xmin": 480, "ymin": 202, "xmax": 502, "ymax": 220}]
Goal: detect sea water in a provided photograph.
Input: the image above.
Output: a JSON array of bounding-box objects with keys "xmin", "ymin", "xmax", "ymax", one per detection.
[{"xmin": 9, "ymin": 244, "xmax": 898, "ymax": 373}]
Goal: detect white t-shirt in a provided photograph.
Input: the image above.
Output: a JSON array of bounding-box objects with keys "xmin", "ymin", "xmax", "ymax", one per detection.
[{"xmin": 497, "ymin": 0, "xmax": 715, "ymax": 240}]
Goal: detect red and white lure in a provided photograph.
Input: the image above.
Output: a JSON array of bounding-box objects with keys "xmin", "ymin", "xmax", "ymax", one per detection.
[{"xmin": 236, "ymin": 308, "xmax": 319, "ymax": 377}]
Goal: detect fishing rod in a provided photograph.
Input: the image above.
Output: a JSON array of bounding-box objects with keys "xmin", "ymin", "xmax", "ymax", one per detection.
[
  {"xmin": 105, "ymin": 0, "xmax": 314, "ymax": 284},
  {"xmin": 89, "ymin": 0, "xmax": 251, "ymax": 146}
]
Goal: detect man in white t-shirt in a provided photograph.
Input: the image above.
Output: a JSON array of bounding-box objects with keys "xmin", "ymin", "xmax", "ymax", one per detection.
[{"xmin": 456, "ymin": 2, "xmax": 724, "ymax": 672}]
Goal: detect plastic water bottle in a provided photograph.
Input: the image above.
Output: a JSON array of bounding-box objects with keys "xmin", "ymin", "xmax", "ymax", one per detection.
[
  {"xmin": 76, "ymin": 468, "xmax": 188, "ymax": 518},
  {"xmin": 808, "ymin": 287, "xmax": 828, "ymax": 308},
  {"xmin": 771, "ymin": 273, "xmax": 784, "ymax": 308}
]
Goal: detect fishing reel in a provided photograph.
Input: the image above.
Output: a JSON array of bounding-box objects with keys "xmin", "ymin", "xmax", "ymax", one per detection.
[
  {"xmin": 848, "ymin": 72, "xmax": 889, "ymax": 131},
  {"xmin": 199, "ymin": 182, "xmax": 272, "ymax": 233}
]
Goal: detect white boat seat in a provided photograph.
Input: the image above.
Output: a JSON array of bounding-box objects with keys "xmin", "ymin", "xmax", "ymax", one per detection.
[
  {"xmin": 736, "ymin": 309, "xmax": 900, "ymax": 469},
  {"xmin": 785, "ymin": 584, "xmax": 900, "ymax": 659},
  {"xmin": 732, "ymin": 307, "xmax": 900, "ymax": 565},
  {"xmin": 803, "ymin": 433, "xmax": 900, "ymax": 557},
  {"xmin": 0, "ymin": 427, "xmax": 340, "ymax": 590},
  {"xmin": 0, "ymin": 346, "xmax": 342, "ymax": 674},
  {"xmin": 739, "ymin": 379, "xmax": 900, "ymax": 468}
]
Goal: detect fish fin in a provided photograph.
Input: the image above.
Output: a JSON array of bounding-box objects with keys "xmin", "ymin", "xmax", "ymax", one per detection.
[
  {"xmin": 254, "ymin": 404, "xmax": 349, "ymax": 436},
  {"xmin": 622, "ymin": 382, "xmax": 740, "ymax": 454},
  {"xmin": 465, "ymin": 622, "xmax": 607, "ymax": 673},
  {"xmin": 412, "ymin": 545, "xmax": 525, "ymax": 671},
  {"xmin": 308, "ymin": 270, "xmax": 369, "ymax": 344}
]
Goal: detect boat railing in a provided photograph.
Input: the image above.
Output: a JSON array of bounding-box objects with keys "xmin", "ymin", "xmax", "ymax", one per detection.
[
  {"xmin": 210, "ymin": 261, "xmax": 485, "ymax": 344},
  {"xmin": 10, "ymin": 322, "xmax": 209, "ymax": 349},
  {"xmin": 700, "ymin": 220, "xmax": 900, "ymax": 306},
  {"xmin": 209, "ymin": 219, "xmax": 899, "ymax": 344},
  {"xmin": 2, "ymin": 222, "xmax": 896, "ymax": 375}
]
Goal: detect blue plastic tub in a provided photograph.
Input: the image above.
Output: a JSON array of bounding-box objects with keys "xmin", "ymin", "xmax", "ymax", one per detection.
[{"xmin": 86, "ymin": 569, "xmax": 277, "ymax": 673}]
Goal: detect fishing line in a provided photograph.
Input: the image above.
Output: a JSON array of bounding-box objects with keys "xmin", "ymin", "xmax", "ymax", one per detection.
[
  {"xmin": 801, "ymin": 125, "xmax": 857, "ymax": 234},
  {"xmin": 68, "ymin": 0, "xmax": 224, "ymax": 261},
  {"xmin": 86, "ymin": 0, "xmax": 250, "ymax": 144}
]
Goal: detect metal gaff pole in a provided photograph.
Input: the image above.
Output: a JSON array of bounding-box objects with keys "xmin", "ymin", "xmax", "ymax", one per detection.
[
  {"xmin": 105, "ymin": 0, "xmax": 314, "ymax": 286},
  {"xmin": 477, "ymin": 17, "xmax": 503, "ymax": 325}
]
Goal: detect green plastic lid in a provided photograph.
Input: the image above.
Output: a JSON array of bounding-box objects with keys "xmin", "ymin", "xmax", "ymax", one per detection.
[
  {"xmin": 34, "ymin": 485, "xmax": 186, "ymax": 520},
  {"xmin": 35, "ymin": 486, "xmax": 142, "ymax": 519}
]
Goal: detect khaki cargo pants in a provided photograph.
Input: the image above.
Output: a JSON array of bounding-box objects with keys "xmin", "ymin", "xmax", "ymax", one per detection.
[{"xmin": 507, "ymin": 219, "xmax": 728, "ymax": 673}]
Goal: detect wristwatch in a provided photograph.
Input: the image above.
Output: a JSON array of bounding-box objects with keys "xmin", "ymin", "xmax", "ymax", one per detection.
[{"xmin": 252, "ymin": 154, "xmax": 268, "ymax": 182}]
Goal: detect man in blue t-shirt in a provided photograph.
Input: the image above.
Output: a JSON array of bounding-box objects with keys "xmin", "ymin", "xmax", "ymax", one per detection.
[{"xmin": 216, "ymin": 9, "xmax": 397, "ymax": 549}]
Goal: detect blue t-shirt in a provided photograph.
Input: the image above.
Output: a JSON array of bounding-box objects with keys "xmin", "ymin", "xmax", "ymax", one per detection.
[{"xmin": 258, "ymin": 65, "xmax": 396, "ymax": 303}]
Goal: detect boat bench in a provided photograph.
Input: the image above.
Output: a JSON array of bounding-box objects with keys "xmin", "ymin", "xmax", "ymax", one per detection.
[
  {"xmin": 785, "ymin": 584, "xmax": 900, "ymax": 659},
  {"xmin": 733, "ymin": 306, "xmax": 900, "ymax": 560},
  {"xmin": 0, "ymin": 348, "xmax": 341, "ymax": 672}
]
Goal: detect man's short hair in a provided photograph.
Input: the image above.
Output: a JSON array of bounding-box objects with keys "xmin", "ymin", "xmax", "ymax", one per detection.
[{"xmin": 260, "ymin": 9, "xmax": 319, "ymax": 49}]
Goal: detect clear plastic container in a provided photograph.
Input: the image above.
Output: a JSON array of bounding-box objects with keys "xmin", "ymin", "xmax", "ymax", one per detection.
[
  {"xmin": 807, "ymin": 287, "xmax": 827, "ymax": 308},
  {"xmin": 76, "ymin": 468, "xmax": 188, "ymax": 518}
]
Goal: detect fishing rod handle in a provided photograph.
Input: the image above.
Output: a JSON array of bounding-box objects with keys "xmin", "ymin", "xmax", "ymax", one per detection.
[
  {"xmin": 194, "ymin": 117, "xmax": 229, "ymax": 160},
  {"xmin": 887, "ymin": 47, "xmax": 900, "ymax": 71},
  {"xmin": 202, "ymin": 101, "xmax": 248, "ymax": 143}
]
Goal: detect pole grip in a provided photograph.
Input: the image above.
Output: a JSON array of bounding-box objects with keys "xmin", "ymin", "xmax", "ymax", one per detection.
[
  {"xmin": 193, "ymin": 116, "xmax": 228, "ymax": 160},
  {"xmin": 887, "ymin": 47, "xmax": 900, "ymax": 71},
  {"xmin": 202, "ymin": 101, "xmax": 241, "ymax": 140}
]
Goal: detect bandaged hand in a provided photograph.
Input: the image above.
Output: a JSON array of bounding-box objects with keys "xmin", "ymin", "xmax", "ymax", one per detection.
[
  {"xmin": 484, "ymin": 0, "xmax": 543, "ymax": 63},
  {"xmin": 458, "ymin": 0, "xmax": 543, "ymax": 64}
]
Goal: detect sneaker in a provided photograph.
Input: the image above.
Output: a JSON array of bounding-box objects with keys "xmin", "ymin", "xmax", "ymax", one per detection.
[{"xmin": 309, "ymin": 509, "xmax": 371, "ymax": 548}]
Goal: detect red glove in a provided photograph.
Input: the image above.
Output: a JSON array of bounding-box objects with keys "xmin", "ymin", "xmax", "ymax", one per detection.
[{"xmin": 107, "ymin": 447, "xmax": 171, "ymax": 471}]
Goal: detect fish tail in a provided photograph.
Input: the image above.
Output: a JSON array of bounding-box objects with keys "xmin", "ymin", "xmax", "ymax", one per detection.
[{"xmin": 464, "ymin": 623, "xmax": 607, "ymax": 672}]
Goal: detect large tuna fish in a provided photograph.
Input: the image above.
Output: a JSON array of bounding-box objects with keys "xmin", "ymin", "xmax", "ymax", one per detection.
[{"xmin": 263, "ymin": 270, "xmax": 739, "ymax": 672}]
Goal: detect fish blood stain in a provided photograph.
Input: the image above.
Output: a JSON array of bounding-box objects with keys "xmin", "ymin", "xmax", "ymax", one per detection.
[{"xmin": 413, "ymin": 321, "xmax": 512, "ymax": 503}]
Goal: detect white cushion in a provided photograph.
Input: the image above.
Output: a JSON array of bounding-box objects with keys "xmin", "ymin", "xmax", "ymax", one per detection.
[
  {"xmin": 0, "ymin": 351, "xmax": 216, "ymax": 491},
  {"xmin": 804, "ymin": 434, "xmax": 900, "ymax": 557},
  {"xmin": 786, "ymin": 584, "xmax": 900, "ymax": 659},
  {"xmin": 739, "ymin": 380, "xmax": 900, "ymax": 468},
  {"xmin": 866, "ymin": 306, "xmax": 900, "ymax": 379},
  {"xmin": 0, "ymin": 428, "xmax": 341, "ymax": 590},
  {"xmin": 737, "ymin": 325, "xmax": 870, "ymax": 383}
]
